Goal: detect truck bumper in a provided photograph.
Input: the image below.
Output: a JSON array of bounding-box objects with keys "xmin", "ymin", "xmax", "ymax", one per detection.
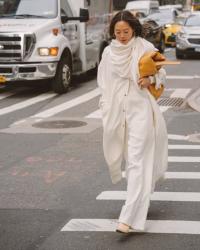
[{"xmin": 0, "ymin": 62, "xmax": 58, "ymax": 82}]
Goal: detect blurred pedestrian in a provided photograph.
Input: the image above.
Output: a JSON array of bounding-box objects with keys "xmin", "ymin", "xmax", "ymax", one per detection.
[{"xmin": 97, "ymin": 10, "xmax": 168, "ymax": 234}]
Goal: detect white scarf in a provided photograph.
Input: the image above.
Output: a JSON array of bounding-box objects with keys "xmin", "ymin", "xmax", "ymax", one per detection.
[{"xmin": 110, "ymin": 37, "xmax": 137, "ymax": 79}]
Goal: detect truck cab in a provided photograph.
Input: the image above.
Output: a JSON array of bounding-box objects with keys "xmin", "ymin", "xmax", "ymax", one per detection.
[{"xmin": 0, "ymin": 0, "xmax": 112, "ymax": 93}]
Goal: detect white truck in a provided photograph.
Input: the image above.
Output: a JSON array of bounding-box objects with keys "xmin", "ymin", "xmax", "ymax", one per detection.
[{"xmin": 0, "ymin": 0, "xmax": 112, "ymax": 93}]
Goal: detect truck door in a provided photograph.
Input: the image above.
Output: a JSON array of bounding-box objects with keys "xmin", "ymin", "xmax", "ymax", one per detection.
[{"xmin": 60, "ymin": 0, "xmax": 79, "ymax": 54}]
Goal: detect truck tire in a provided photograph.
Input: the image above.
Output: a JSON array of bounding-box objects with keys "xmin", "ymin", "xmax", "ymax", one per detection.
[
  {"xmin": 176, "ymin": 48, "xmax": 184, "ymax": 59},
  {"xmin": 52, "ymin": 54, "xmax": 72, "ymax": 94}
]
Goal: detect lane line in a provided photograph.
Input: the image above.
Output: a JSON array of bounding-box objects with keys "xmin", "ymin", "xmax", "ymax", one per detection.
[
  {"xmin": 168, "ymin": 145, "xmax": 200, "ymax": 149},
  {"xmin": 167, "ymin": 75, "xmax": 200, "ymax": 79},
  {"xmin": 165, "ymin": 172, "xmax": 200, "ymax": 179},
  {"xmin": 61, "ymin": 219, "xmax": 200, "ymax": 234},
  {"xmin": 122, "ymin": 171, "xmax": 200, "ymax": 179},
  {"xmin": 168, "ymin": 156, "xmax": 200, "ymax": 162},
  {"xmin": 170, "ymin": 88, "xmax": 191, "ymax": 98},
  {"xmin": 33, "ymin": 88, "xmax": 100, "ymax": 118},
  {"xmin": 0, "ymin": 92, "xmax": 57, "ymax": 116},
  {"xmin": 96, "ymin": 191, "xmax": 200, "ymax": 202},
  {"xmin": 168, "ymin": 134, "xmax": 189, "ymax": 141}
]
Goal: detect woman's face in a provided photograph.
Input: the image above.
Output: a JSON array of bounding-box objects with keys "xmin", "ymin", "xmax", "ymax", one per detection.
[{"xmin": 114, "ymin": 21, "xmax": 134, "ymax": 45}]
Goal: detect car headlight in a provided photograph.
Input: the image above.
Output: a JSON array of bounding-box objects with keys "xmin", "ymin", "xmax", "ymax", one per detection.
[
  {"xmin": 38, "ymin": 47, "xmax": 59, "ymax": 56},
  {"xmin": 165, "ymin": 24, "xmax": 172, "ymax": 28}
]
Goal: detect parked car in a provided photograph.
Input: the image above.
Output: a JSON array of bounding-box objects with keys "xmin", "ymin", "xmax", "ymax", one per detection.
[
  {"xmin": 147, "ymin": 8, "xmax": 182, "ymax": 46},
  {"xmin": 176, "ymin": 13, "xmax": 200, "ymax": 59},
  {"xmin": 140, "ymin": 18, "xmax": 165, "ymax": 52}
]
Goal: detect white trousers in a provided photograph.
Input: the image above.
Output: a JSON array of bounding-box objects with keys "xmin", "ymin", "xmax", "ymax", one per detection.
[{"xmin": 118, "ymin": 91, "xmax": 155, "ymax": 231}]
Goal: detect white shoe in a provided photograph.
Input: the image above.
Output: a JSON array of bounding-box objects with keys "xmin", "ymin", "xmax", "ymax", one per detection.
[{"xmin": 116, "ymin": 223, "xmax": 131, "ymax": 234}]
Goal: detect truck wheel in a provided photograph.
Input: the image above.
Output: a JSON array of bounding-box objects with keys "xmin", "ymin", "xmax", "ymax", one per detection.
[
  {"xmin": 176, "ymin": 48, "xmax": 184, "ymax": 59},
  {"xmin": 52, "ymin": 55, "xmax": 72, "ymax": 94}
]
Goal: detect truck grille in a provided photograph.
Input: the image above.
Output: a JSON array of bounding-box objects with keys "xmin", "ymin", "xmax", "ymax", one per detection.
[{"xmin": 0, "ymin": 33, "xmax": 35, "ymax": 62}]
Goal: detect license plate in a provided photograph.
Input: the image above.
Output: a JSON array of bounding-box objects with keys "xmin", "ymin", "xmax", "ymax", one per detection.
[
  {"xmin": 195, "ymin": 48, "xmax": 200, "ymax": 52},
  {"xmin": 0, "ymin": 75, "xmax": 6, "ymax": 84}
]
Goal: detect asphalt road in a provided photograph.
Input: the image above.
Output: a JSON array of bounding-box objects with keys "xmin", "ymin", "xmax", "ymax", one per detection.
[{"xmin": 0, "ymin": 48, "xmax": 200, "ymax": 250}]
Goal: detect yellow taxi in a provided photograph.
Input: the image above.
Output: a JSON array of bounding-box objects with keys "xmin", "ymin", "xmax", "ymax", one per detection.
[
  {"xmin": 147, "ymin": 9, "xmax": 187, "ymax": 46},
  {"xmin": 163, "ymin": 21, "xmax": 182, "ymax": 46}
]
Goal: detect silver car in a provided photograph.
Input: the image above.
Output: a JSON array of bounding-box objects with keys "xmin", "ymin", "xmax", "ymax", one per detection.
[{"xmin": 176, "ymin": 13, "xmax": 200, "ymax": 59}]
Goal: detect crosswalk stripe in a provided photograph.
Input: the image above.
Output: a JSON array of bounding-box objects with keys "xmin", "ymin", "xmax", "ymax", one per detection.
[
  {"xmin": 0, "ymin": 92, "xmax": 57, "ymax": 116},
  {"xmin": 170, "ymin": 88, "xmax": 191, "ymax": 98},
  {"xmin": 61, "ymin": 219, "xmax": 200, "ymax": 234},
  {"xmin": 168, "ymin": 145, "xmax": 200, "ymax": 149},
  {"xmin": 165, "ymin": 172, "xmax": 200, "ymax": 179},
  {"xmin": 122, "ymin": 171, "xmax": 200, "ymax": 179},
  {"xmin": 167, "ymin": 75, "xmax": 200, "ymax": 79},
  {"xmin": 168, "ymin": 134, "xmax": 189, "ymax": 141},
  {"xmin": 86, "ymin": 109, "xmax": 101, "ymax": 119},
  {"xmin": 33, "ymin": 88, "xmax": 100, "ymax": 118},
  {"xmin": 168, "ymin": 156, "xmax": 200, "ymax": 162},
  {"xmin": 96, "ymin": 191, "xmax": 200, "ymax": 202}
]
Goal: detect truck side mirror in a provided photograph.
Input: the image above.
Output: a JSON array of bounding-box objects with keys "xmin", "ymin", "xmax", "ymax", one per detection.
[
  {"xmin": 61, "ymin": 16, "xmax": 68, "ymax": 24},
  {"xmin": 61, "ymin": 8, "xmax": 89, "ymax": 23},
  {"xmin": 79, "ymin": 8, "xmax": 89, "ymax": 22}
]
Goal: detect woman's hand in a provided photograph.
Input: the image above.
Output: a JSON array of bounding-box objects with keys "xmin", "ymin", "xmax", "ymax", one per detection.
[{"xmin": 138, "ymin": 77, "xmax": 151, "ymax": 89}]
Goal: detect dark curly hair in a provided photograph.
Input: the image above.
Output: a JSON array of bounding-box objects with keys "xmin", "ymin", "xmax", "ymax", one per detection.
[{"xmin": 109, "ymin": 10, "xmax": 144, "ymax": 39}]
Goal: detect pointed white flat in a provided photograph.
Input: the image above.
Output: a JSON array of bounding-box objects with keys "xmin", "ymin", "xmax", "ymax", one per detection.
[{"xmin": 116, "ymin": 223, "xmax": 131, "ymax": 234}]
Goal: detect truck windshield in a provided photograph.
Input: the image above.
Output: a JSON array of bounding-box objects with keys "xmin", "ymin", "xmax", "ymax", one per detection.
[{"xmin": 0, "ymin": 0, "xmax": 58, "ymax": 18}]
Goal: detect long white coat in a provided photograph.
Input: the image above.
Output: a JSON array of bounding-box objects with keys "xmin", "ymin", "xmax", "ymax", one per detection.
[{"xmin": 97, "ymin": 37, "xmax": 168, "ymax": 192}]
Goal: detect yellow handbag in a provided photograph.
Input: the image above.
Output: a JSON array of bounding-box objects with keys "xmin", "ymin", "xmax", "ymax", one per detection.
[
  {"xmin": 139, "ymin": 51, "xmax": 165, "ymax": 100},
  {"xmin": 139, "ymin": 51, "xmax": 180, "ymax": 100}
]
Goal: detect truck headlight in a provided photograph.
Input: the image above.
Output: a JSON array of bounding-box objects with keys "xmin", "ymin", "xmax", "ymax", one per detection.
[{"xmin": 38, "ymin": 47, "xmax": 59, "ymax": 56}]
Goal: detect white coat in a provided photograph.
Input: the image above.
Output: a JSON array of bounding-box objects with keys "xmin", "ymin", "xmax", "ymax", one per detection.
[{"xmin": 97, "ymin": 37, "xmax": 168, "ymax": 192}]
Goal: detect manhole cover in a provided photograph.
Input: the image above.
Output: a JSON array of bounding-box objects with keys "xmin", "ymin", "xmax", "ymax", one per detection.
[
  {"xmin": 33, "ymin": 120, "xmax": 87, "ymax": 129},
  {"xmin": 158, "ymin": 97, "xmax": 184, "ymax": 107}
]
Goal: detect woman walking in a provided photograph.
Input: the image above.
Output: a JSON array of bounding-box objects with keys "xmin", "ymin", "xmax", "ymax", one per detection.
[{"xmin": 97, "ymin": 11, "xmax": 168, "ymax": 233}]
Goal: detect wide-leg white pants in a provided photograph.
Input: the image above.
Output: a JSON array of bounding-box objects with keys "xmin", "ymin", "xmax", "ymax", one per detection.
[{"xmin": 118, "ymin": 86, "xmax": 155, "ymax": 231}]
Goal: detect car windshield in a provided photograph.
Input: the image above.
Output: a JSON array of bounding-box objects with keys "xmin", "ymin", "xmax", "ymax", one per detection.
[
  {"xmin": 148, "ymin": 10, "xmax": 174, "ymax": 25},
  {"xmin": 185, "ymin": 15, "xmax": 200, "ymax": 26},
  {"xmin": 0, "ymin": 0, "xmax": 58, "ymax": 18}
]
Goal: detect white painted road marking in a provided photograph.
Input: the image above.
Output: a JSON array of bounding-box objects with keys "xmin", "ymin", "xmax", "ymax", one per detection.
[
  {"xmin": 165, "ymin": 172, "xmax": 200, "ymax": 179},
  {"xmin": 33, "ymin": 88, "xmax": 100, "ymax": 118},
  {"xmin": 96, "ymin": 191, "xmax": 200, "ymax": 202},
  {"xmin": 0, "ymin": 92, "xmax": 57, "ymax": 116},
  {"xmin": 168, "ymin": 134, "xmax": 189, "ymax": 141},
  {"xmin": 122, "ymin": 171, "xmax": 200, "ymax": 179},
  {"xmin": 61, "ymin": 219, "xmax": 200, "ymax": 234},
  {"xmin": 168, "ymin": 145, "xmax": 200, "ymax": 149},
  {"xmin": 167, "ymin": 75, "xmax": 200, "ymax": 79},
  {"xmin": 170, "ymin": 88, "xmax": 191, "ymax": 98},
  {"xmin": 168, "ymin": 156, "xmax": 200, "ymax": 162}
]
